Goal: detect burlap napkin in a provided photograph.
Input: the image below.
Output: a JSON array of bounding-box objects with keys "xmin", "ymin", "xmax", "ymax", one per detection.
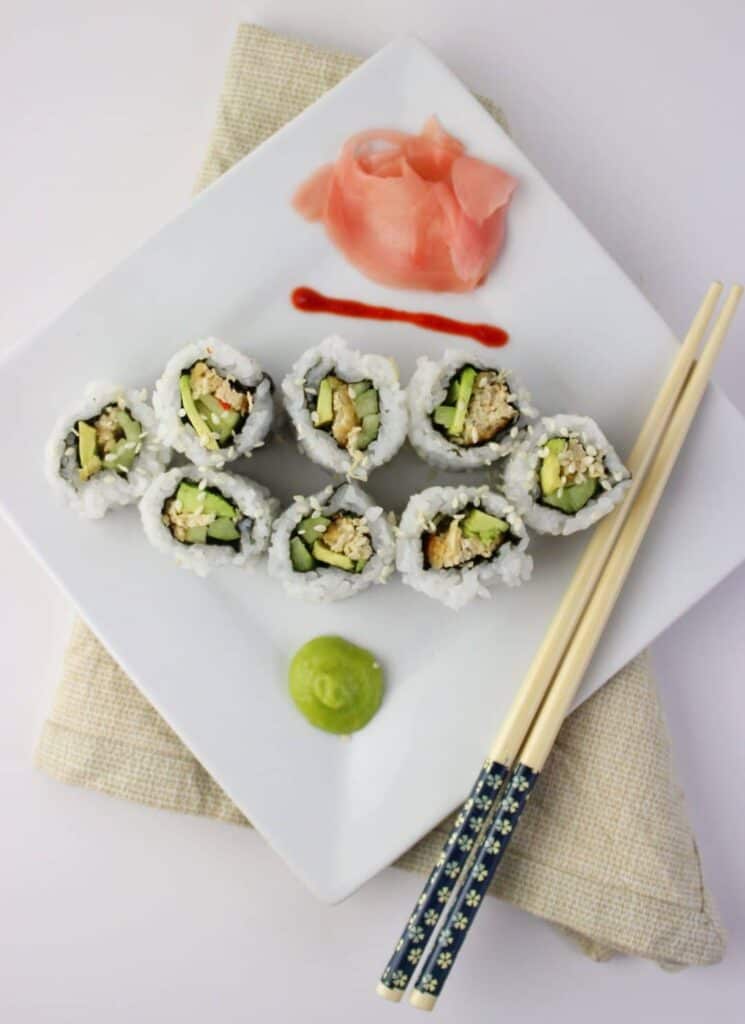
[{"xmin": 35, "ymin": 24, "xmax": 725, "ymax": 967}]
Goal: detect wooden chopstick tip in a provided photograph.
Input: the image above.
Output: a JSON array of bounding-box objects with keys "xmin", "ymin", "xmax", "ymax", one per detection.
[
  {"xmin": 375, "ymin": 982, "xmax": 404, "ymax": 1003},
  {"xmin": 409, "ymin": 990, "xmax": 437, "ymax": 1012}
]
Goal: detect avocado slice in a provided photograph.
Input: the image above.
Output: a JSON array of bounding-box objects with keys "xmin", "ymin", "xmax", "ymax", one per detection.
[
  {"xmin": 179, "ymin": 373, "xmax": 218, "ymax": 451},
  {"xmin": 450, "ymin": 366, "xmax": 476, "ymax": 436},
  {"xmin": 461, "ymin": 508, "xmax": 509, "ymax": 542},
  {"xmin": 312, "ymin": 541, "xmax": 354, "ymax": 572},
  {"xmin": 202, "ymin": 489, "xmax": 239, "ymax": 520},
  {"xmin": 353, "ymin": 388, "xmax": 379, "ymax": 419},
  {"xmin": 542, "ymin": 477, "xmax": 599, "ymax": 514},
  {"xmin": 184, "ymin": 525, "xmax": 208, "ymax": 544},
  {"xmin": 539, "ymin": 437, "xmax": 567, "ymax": 496},
  {"xmin": 433, "ymin": 405, "xmax": 456, "ymax": 430},
  {"xmin": 197, "ymin": 393, "xmax": 241, "ymax": 443},
  {"xmin": 77, "ymin": 421, "xmax": 101, "ymax": 481},
  {"xmin": 353, "ymin": 413, "xmax": 380, "ymax": 452},
  {"xmin": 296, "ymin": 515, "xmax": 331, "ymax": 544},
  {"xmin": 290, "ymin": 536, "xmax": 316, "ymax": 572},
  {"xmin": 315, "ymin": 377, "xmax": 335, "ymax": 427},
  {"xmin": 207, "ymin": 517, "xmax": 241, "ymax": 542}
]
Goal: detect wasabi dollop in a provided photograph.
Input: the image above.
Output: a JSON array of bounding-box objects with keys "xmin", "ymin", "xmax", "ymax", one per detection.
[{"xmin": 289, "ymin": 636, "xmax": 383, "ymax": 735}]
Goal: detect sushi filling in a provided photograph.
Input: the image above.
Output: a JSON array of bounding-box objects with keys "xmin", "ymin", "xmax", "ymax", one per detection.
[
  {"xmin": 538, "ymin": 436, "xmax": 611, "ymax": 514},
  {"xmin": 162, "ymin": 480, "xmax": 247, "ymax": 550},
  {"xmin": 179, "ymin": 361, "xmax": 253, "ymax": 452},
  {"xmin": 307, "ymin": 374, "xmax": 381, "ymax": 456},
  {"xmin": 66, "ymin": 401, "xmax": 143, "ymax": 482},
  {"xmin": 290, "ymin": 510, "xmax": 373, "ymax": 574},
  {"xmin": 432, "ymin": 366, "xmax": 518, "ymax": 448},
  {"xmin": 423, "ymin": 507, "xmax": 511, "ymax": 570}
]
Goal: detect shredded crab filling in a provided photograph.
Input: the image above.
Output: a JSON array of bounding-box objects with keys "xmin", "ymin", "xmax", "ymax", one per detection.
[
  {"xmin": 189, "ymin": 361, "xmax": 251, "ymax": 415},
  {"xmin": 422, "ymin": 508, "xmax": 511, "ymax": 571}
]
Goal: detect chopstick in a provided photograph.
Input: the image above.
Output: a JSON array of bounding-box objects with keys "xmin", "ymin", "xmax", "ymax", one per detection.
[
  {"xmin": 408, "ymin": 283, "xmax": 742, "ymax": 1010},
  {"xmin": 375, "ymin": 281, "xmax": 723, "ymax": 1004}
]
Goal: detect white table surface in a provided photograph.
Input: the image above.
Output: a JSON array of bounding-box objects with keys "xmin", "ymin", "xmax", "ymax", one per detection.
[{"xmin": 1, "ymin": 2, "xmax": 743, "ymax": 1021}]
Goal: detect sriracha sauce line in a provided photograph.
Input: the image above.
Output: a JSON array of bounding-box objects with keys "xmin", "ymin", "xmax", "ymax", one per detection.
[{"xmin": 291, "ymin": 287, "xmax": 509, "ymax": 348}]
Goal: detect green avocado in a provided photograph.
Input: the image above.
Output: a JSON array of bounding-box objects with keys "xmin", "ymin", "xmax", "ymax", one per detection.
[
  {"xmin": 451, "ymin": 366, "xmax": 476, "ymax": 436},
  {"xmin": 539, "ymin": 437, "xmax": 567, "ymax": 496},
  {"xmin": 353, "ymin": 413, "xmax": 380, "ymax": 451},
  {"xmin": 206, "ymin": 517, "xmax": 241, "ymax": 542},
  {"xmin": 312, "ymin": 541, "xmax": 354, "ymax": 572},
  {"xmin": 296, "ymin": 515, "xmax": 331, "ymax": 544},
  {"xmin": 353, "ymin": 388, "xmax": 379, "ymax": 419},
  {"xmin": 315, "ymin": 377, "xmax": 335, "ymax": 427},
  {"xmin": 461, "ymin": 508, "xmax": 509, "ymax": 542},
  {"xmin": 77, "ymin": 421, "xmax": 101, "ymax": 481},
  {"xmin": 184, "ymin": 525, "xmax": 207, "ymax": 544},
  {"xmin": 542, "ymin": 477, "xmax": 599, "ymax": 514},
  {"xmin": 102, "ymin": 411, "xmax": 143, "ymax": 474},
  {"xmin": 290, "ymin": 536, "xmax": 315, "ymax": 572},
  {"xmin": 288, "ymin": 635, "xmax": 384, "ymax": 735},
  {"xmin": 433, "ymin": 405, "xmax": 456, "ymax": 430},
  {"xmin": 179, "ymin": 373, "xmax": 218, "ymax": 450}
]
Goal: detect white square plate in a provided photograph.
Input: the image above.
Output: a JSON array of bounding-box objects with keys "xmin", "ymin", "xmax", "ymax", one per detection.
[{"xmin": 1, "ymin": 37, "xmax": 744, "ymax": 902}]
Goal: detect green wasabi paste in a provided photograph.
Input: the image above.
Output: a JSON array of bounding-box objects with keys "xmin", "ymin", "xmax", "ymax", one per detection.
[{"xmin": 289, "ymin": 636, "xmax": 383, "ymax": 735}]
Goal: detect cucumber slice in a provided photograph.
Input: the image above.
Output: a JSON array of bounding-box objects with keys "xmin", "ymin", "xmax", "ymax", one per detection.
[
  {"xmin": 349, "ymin": 380, "xmax": 372, "ymax": 398},
  {"xmin": 353, "ymin": 388, "xmax": 379, "ymax": 418},
  {"xmin": 353, "ymin": 413, "xmax": 380, "ymax": 451},
  {"xmin": 206, "ymin": 517, "xmax": 241, "ymax": 542},
  {"xmin": 542, "ymin": 477, "xmax": 598, "ymax": 514},
  {"xmin": 297, "ymin": 515, "xmax": 331, "ymax": 544},
  {"xmin": 197, "ymin": 393, "xmax": 241, "ymax": 443},
  {"xmin": 202, "ymin": 489, "xmax": 239, "ymax": 520},
  {"xmin": 175, "ymin": 481, "xmax": 203, "ymax": 513},
  {"xmin": 290, "ymin": 536, "xmax": 315, "ymax": 572}
]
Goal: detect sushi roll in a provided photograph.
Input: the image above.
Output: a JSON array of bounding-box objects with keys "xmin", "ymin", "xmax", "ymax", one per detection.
[
  {"xmin": 268, "ymin": 482, "xmax": 395, "ymax": 601},
  {"xmin": 407, "ymin": 351, "xmax": 535, "ymax": 471},
  {"xmin": 140, "ymin": 466, "xmax": 277, "ymax": 576},
  {"xmin": 397, "ymin": 486, "xmax": 532, "ymax": 610},
  {"xmin": 45, "ymin": 382, "xmax": 169, "ymax": 519},
  {"xmin": 503, "ymin": 414, "xmax": 631, "ymax": 536},
  {"xmin": 153, "ymin": 338, "xmax": 273, "ymax": 468},
  {"xmin": 281, "ymin": 335, "xmax": 407, "ymax": 480}
]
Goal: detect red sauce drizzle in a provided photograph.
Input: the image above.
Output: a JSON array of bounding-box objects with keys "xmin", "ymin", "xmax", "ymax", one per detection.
[{"xmin": 291, "ymin": 286, "xmax": 509, "ymax": 347}]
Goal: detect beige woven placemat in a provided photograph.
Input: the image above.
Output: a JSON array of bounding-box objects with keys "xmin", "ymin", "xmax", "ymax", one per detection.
[{"xmin": 35, "ymin": 23, "xmax": 725, "ymax": 968}]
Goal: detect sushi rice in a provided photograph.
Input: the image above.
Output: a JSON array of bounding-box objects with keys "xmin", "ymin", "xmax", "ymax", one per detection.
[
  {"xmin": 45, "ymin": 382, "xmax": 169, "ymax": 519},
  {"xmin": 397, "ymin": 485, "xmax": 533, "ymax": 610},
  {"xmin": 268, "ymin": 482, "xmax": 396, "ymax": 601},
  {"xmin": 503, "ymin": 414, "xmax": 631, "ymax": 536},
  {"xmin": 281, "ymin": 335, "xmax": 407, "ymax": 480},
  {"xmin": 153, "ymin": 338, "xmax": 274, "ymax": 468},
  {"xmin": 140, "ymin": 465, "xmax": 278, "ymax": 576},
  {"xmin": 407, "ymin": 350, "xmax": 535, "ymax": 471}
]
